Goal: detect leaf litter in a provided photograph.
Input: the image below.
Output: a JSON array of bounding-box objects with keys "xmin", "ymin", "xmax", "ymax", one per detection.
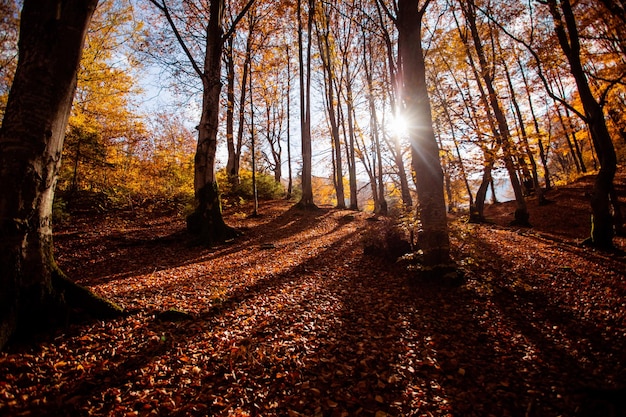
[{"xmin": 1, "ymin": 184, "xmax": 626, "ymax": 416}]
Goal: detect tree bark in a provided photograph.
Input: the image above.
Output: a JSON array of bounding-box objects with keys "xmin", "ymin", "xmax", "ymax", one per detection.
[
  {"xmin": 363, "ymin": 36, "xmax": 388, "ymax": 215},
  {"xmin": 0, "ymin": 0, "xmax": 122, "ymax": 350},
  {"xmin": 187, "ymin": 0, "xmax": 238, "ymax": 243},
  {"xmin": 376, "ymin": 2, "xmax": 413, "ymax": 209},
  {"xmin": 397, "ymin": 0, "xmax": 452, "ymax": 270},
  {"xmin": 343, "ymin": 58, "xmax": 360, "ymax": 210},
  {"xmin": 295, "ymin": 0, "xmax": 316, "ymax": 209},
  {"xmin": 316, "ymin": 8, "xmax": 346, "ymax": 209},
  {"xmin": 225, "ymin": 37, "xmax": 237, "ymax": 185},
  {"xmin": 461, "ymin": 0, "xmax": 530, "ymax": 226},
  {"xmin": 546, "ymin": 0, "xmax": 618, "ymax": 248}
]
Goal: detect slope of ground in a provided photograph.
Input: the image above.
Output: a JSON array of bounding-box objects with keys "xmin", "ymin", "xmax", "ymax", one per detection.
[{"xmin": 0, "ymin": 175, "xmax": 625, "ymax": 417}]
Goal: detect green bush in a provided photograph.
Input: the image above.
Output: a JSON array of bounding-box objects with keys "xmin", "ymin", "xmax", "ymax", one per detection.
[{"xmin": 217, "ymin": 168, "xmax": 285, "ymax": 203}]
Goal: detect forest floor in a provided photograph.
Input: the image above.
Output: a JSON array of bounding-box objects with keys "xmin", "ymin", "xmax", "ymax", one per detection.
[{"xmin": 1, "ymin": 173, "xmax": 626, "ymax": 417}]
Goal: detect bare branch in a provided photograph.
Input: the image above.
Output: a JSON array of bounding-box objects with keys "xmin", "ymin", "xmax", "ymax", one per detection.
[
  {"xmin": 223, "ymin": 0, "xmax": 257, "ymax": 41},
  {"xmin": 473, "ymin": 1, "xmax": 587, "ymax": 121},
  {"xmin": 147, "ymin": 0, "xmax": 204, "ymax": 78}
]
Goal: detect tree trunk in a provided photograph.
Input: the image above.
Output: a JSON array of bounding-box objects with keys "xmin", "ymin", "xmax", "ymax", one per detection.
[
  {"xmin": 461, "ymin": 0, "xmax": 530, "ymax": 226},
  {"xmin": 286, "ymin": 43, "xmax": 293, "ymax": 199},
  {"xmin": 295, "ymin": 0, "xmax": 316, "ymax": 209},
  {"xmin": 470, "ymin": 157, "xmax": 495, "ymax": 223},
  {"xmin": 187, "ymin": 0, "xmax": 238, "ymax": 243},
  {"xmin": 316, "ymin": 11, "xmax": 345, "ymax": 209},
  {"xmin": 343, "ymin": 60, "xmax": 359, "ymax": 210},
  {"xmin": 225, "ymin": 37, "xmax": 237, "ymax": 185},
  {"xmin": 232, "ymin": 26, "xmax": 254, "ymax": 187},
  {"xmin": 250, "ymin": 67, "xmax": 258, "ymax": 217},
  {"xmin": 502, "ymin": 55, "xmax": 545, "ymax": 204},
  {"xmin": 547, "ymin": 0, "xmax": 618, "ymax": 249},
  {"xmin": 0, "ymin": 0, "xmax": 122, "ymax": 351},
  {"xmin": 363, "ymin": 37, "xmax": 387, "ymax": 215},
  {"xmin": 518, "ymin": 56, "xmax": 552, "ymax": 191},
  {"xmin": 397, "ymin": 0, "xmax": 452, "ymax": 270}
]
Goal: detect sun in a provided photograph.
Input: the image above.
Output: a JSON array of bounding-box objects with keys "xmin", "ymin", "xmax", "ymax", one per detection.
[{"xmin": 390, "ymin": 112, "xmax": 410, "ymax": 138}]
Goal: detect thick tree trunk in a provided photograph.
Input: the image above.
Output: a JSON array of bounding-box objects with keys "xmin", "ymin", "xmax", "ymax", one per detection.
[
  {"xmin": 397, "ymin": 0, "xmax": 452, "ymax": 270},
  {"xmin": 0, "ymin": 0, "xmax": 122, "ymax": 350},
  {"xmin": 187, "ymin": 0, "xmax": 238, "ymax": 243}
]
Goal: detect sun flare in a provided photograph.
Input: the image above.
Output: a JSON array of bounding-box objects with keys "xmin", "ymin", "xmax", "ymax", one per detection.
[{"xmin": 390, "ymin": 113, "xmax": 410, "ymax": 138}]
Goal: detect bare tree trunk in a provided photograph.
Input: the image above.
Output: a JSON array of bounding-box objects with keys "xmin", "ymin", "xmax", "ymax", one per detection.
[
  {"xmin": 225, "ymin": 37, "xmax": 237, "ymax": 185},
  {"xmin": 546, "ymin": 0, "xmax": 618, "ymax": 248},
  {"xmin": 233, "ymin": 24, "xmax": 255, "ymax": 186},
  {"xmin": 376, "ymin": 2, "xmax": 413, "ymax": 209},
  {"xmin": 434, "ymin": 82, "xmax": 473, "ymax": 210},
  {"xmin": 286, "ymin": 43, "xmax": 293, "ymax": 199},
  {"xmin": 187, "ymin": 0, "xmax": 238, "ymax": 243},
  {"xmin": 363, "ymin": 37, "xmax": 387, "ymax": 215},
  {"xmin": 249, "ymin": 63, "xmax": 258, "ymax": 216},
  {"xmin": 316, "ymin": 8, "xmax": 345, "ymax": 209},
  {"xmin": 452, "ymin": 12, "xmax": 503, "ymax": 222},
  {"xmin": 501, "ymin": 53, "xmax": 545, "ymax": 203},
  {"xmin": 0, "ymin": 0, "xmax": 122, "ymax": 350},
  {"xmin": 296, "ymin": 0, "xmax": 316, "ymax": 209},
  {"xmin": 554, "ymin": 74, "xmax": 587, "ymax": 173},
  {"xmin": 518, "ymin": 55, "xmax": 552, "ymax": 191},
  {"xmin": 461, "ymin": 0, "xmax": 530, "ymax": 226},
  {"xmin": 343, "ymin": 58, "xmax": 359, "ymax": 210},
  {"xmin": 396, "ymin": 0, "xmax": 452, "ymax": 270}
]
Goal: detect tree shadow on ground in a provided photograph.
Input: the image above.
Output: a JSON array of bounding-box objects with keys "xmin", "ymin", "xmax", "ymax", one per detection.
[
  {"xmin": 7, "ymin": 200, "xmax": 626, "ymax": 417},
  {"xmin": 439, "ymin": 230, "xmax": 626, "ymax": 416},
  {"xmin": 54, "ymin": 201, "xmax": 333, "ymax": 287}
]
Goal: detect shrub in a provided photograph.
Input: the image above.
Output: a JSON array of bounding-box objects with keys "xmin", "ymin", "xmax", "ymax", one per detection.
[
  {"xmin": 217, "ymin": 168, "xmax": 285, "ymax": 205},
  {"xmin": 362, "ymin": 216, "xmax": 412, "ymax": 262}
]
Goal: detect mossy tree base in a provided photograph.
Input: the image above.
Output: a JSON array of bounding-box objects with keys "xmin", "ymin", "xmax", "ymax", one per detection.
[{"xmin": 5, "ymin": 265, "xmax": 124, "ymax": 349}]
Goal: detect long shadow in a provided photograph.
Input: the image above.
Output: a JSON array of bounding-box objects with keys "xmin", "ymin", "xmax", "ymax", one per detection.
[
  {"xmin": 2, "ymin": 216, "xmax": 360, "ymax": 417},
  {"xmin": 54, "ymin": 203, "xmax": 332, "ymax": 287},
  {"xmin": 449, "ymin": 232, "xmax": 626, "ymax": 416},
  {"xmin": 20, "ymin": 204, "xmax": 626, "ymax": 416}
]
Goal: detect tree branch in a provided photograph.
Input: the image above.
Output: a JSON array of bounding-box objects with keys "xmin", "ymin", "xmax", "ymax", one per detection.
[
  {"xmin": 473, "ymin": 1, "xmax": 587, "ymax": 121},
  {"xmin": 223, "ymin": 0, "xmax": 257, "ymax": 41},
  {"xmin": 148, "ymin": 0, "xmax": 204, "ymax": 78}
]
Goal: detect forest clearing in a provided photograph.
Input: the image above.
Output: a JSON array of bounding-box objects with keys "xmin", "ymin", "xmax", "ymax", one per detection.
[{"xmin": 1, "ymin": 173, "xmax": 625, "ymax": 417}]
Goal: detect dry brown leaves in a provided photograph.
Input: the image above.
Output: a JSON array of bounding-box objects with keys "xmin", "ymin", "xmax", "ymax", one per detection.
[{"xmin": 1, "ymin": 180, "xmax": 625, "ymax": 416}]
